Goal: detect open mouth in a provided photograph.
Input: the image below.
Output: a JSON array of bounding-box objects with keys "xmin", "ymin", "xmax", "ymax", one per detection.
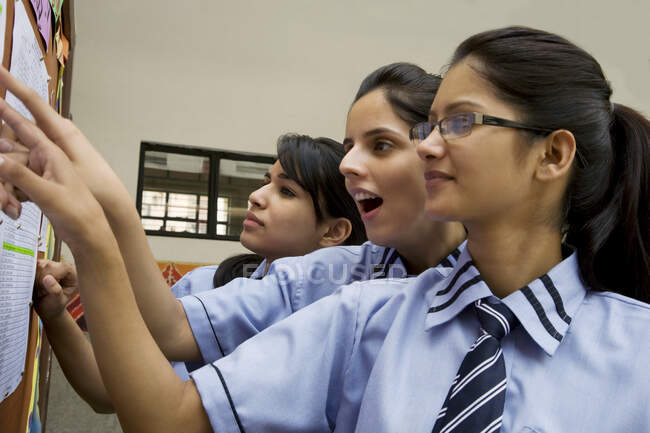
[{"xmin": 354, "ymin": 192, "xmax": 383, "ymax": 214}]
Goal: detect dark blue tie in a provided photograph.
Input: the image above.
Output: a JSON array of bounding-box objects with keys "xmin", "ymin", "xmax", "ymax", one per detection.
[{"xmin": 431, "ymin": 299, "xmax": 519, "ymax": 433}]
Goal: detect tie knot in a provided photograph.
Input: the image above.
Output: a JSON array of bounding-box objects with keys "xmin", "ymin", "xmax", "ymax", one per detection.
[{"xmin": 474, "ymin": 299, "xmax": 518, "ymax": 340}]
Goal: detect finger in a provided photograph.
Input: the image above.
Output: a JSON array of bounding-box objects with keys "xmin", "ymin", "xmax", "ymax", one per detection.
[
  {"xmin": 0, "ymin": 97, "xmax": 51, "ymax": 151},
  {"xmin": 0, "ymin": 122, "xmax": 17, "ymax": 140},
  {"xmin": 1, "ymin": 189, "xmax": 22, "ymax": 218},
  {"xmin": 0, "ymin": 138, "xmax": 30, "ymax": 154},
  {"xmin": 0, "ymin": 153, "xmax": 54, "ymax": 210},
  {"xmin": 42, "ymin": 274, "xmax": 63, "ymax": 296},
  {"xmin": 41, "ymin": 260, "xmax": 74, "ymax": 281},
  {"xmin": 0, "ymin": 67, "xmax": 65, "ymax": 141}
]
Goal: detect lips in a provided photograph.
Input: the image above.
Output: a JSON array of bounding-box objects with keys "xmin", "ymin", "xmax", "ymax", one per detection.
[
  {"xmin": 424, "ymin": 170, "xmax": 454, "ymax": 187},
  {"xmin": 243, "ymin": 211, "xmax": 264, "ymax": 227},
  {"xmin": 349, "ymin": 189, "xmax": 384, "ymax": 217}
]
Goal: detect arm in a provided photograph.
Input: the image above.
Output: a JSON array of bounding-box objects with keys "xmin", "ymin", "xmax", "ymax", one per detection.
[
  {"xmin": 0, "ymin": 67, "xmax": 199, "ymax": 361},
  {"xmin": 34, "ymin": 260, "xmax": 113, "ymax": 412},
  {"xmin": 0, "ymin": 90, "xmax": 211, "ymax": 432}
]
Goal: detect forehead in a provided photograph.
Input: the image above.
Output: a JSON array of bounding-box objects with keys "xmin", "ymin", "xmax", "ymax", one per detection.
[
  {"xmin": 345, "ymin": 89, "xmax": 411, "ymax": 135},
  {"xmin": 430, "ymin": 60, "xmax": 504, "ymax": 117},
  {"xmin": 268, "ymin": 160, "xmax": 288, "ymax": 177}
]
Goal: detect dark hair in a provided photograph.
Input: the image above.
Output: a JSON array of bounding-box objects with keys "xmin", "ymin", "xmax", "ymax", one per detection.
[
  {"xmin": 353, "ymin": 62, "xmax": 442, "ymax": 126},
  {"xmin": 451, "ymin": 26, "xmax": 649, "ymax": 301},
  {"xmin": 277, "ymin": 133, "xmax": 367, "ymax": 245},
  {"xmin": 213, "ymin": 253, "xmax": 265, "ymax": 287}
]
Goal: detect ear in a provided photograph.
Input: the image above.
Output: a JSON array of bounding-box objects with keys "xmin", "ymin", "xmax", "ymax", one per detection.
[
  {"xmin": 318, "ymin": 217, "xmax": 352, "ymax": 248},
  {"xmin": 535, "ymin": 129, "xmax": 576, "ymax": 182}
]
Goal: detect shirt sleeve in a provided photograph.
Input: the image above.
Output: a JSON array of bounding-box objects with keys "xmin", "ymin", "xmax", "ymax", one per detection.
[
  {"xmin": 170, "ymin": 265, "xmax": 220, "ymax": 298},
  {"xmin": 190, "ymin": 284, "xmax": 363, "ymax": 433},
  {"xmin": 179, "ymin": 246, "xmax": 368, "ymax": 363},
  {"xmin": 179, "ymin": 258, "xmax": 306, "ymax": 363}
]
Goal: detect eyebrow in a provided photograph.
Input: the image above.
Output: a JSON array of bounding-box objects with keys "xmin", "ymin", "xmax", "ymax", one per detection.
[
  {"xmin": 429, "ymin": 100, "xmax": 485, "ymax": 119},
  {"xmin": 344, "ymin": 127, "xmax": 400, "ymax": 144}
]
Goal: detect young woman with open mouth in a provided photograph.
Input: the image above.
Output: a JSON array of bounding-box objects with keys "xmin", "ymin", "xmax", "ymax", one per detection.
[{"xmin": 1, "ymin": 63, "xmax": 465, "ymax": 412}]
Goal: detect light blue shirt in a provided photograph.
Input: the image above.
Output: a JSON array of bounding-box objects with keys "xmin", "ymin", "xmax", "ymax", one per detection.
[
  {"xmin": 170, "ymin": 263, "xmax": 266, "ymax": 379},
  {"xmin": 180, "ymin": 241, "xmax": 461, "ymax": 365},
  {"xmin": 190, "ymin": 244, "xmax": 650, "ymax": 432}
]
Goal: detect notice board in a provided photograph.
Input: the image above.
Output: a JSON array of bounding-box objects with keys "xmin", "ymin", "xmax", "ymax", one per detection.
[{"xmin": 0, "ymin": 0, "xmax": 73, "ymax": 431}]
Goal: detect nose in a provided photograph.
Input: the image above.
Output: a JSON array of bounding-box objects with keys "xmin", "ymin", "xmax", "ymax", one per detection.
[
  {"xmin": 339, "ymin": 146, "xmax": 367, "ymax": 179},
  {"xmin": 416, "ymin": 125, "xmax": 446, "ymax": 162},
  {"xmin": 248, "ymin": 184, "xmax": 268, "ymax": 209}
]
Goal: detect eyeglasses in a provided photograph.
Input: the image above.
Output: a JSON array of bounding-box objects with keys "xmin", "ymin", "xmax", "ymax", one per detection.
[
  {"xmin": 410, "ymin": 112, "xmax": 587, "ymax": 167},
  {"xmin": 409, "ymin": 112, "xmax": 554, "ymax": 142}
]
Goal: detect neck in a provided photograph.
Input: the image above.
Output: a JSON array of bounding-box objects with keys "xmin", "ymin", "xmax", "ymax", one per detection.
[
  {"xmin": 397, "ymin": 221, "xmax": 466, "ymax": 274},
  {"xmin": 465, "ymin": 221, "xmax": 563, "ymax": 298}
]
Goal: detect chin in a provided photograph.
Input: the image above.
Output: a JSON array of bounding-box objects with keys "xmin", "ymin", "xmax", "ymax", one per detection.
[{"xmin": 365, "ymin": 228, "xmax": 396, "ymax": 248}]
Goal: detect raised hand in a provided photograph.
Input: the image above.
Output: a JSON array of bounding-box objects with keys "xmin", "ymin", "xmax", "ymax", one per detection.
[
  {"xmin": 0, "ymin": 124, "xmax": 30, "ymax": 217},
  {"xmin": 0, "ymin": 72, "xmax": 106, "ymax": 248},
  {"xmin": 34, "ymin": 259, "xmax": 79, "ymax": 322}
]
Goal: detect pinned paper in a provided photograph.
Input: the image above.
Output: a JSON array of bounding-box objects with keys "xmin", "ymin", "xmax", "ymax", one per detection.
[
  {"xmin": 5, "ymin": 0, "xmax": 49, "ymax": 121},
  {"xmin": 48, "ymin": 0, "xmax": 62, "ymax": 23},
  {"xmin": 54, "ymin": 21, "xmax": 62, "ymax": 63},
  {"xmin": 0, "ymin": 203, "xmax": 41, "ymax": 404},
  {"xmin": 30, "ymin": 0, "xmax": 52, "ymax": 51}
]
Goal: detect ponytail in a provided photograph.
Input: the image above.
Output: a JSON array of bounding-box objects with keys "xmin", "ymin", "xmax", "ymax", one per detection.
[{"xmin": 569, "ymin": 103, "xmax": 650, "ymax": 301}]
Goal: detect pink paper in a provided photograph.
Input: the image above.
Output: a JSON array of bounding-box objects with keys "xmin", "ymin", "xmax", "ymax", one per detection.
[{"xmin": 30, "ymin": 0, "xmax": 52, "ymax": 50}]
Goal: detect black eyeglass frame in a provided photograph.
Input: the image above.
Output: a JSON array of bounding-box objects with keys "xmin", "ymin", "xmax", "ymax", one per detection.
[
  {"xmin": 409, "ymin": 112, "xmax": 554, "ymax": 141},
  {"xmin": 410, "ymin": 112, "xmax": 587, "ymax": 167}
]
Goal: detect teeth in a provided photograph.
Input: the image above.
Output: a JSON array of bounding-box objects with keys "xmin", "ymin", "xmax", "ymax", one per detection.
[{"xmin": 354, "ymin": 192, "xmax": 378, "ymax": 201}]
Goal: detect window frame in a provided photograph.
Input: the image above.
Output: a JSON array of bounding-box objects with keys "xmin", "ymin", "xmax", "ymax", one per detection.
[{"xmin": 136, "ymin": 141, "xmax": 275, "ymax": 241}]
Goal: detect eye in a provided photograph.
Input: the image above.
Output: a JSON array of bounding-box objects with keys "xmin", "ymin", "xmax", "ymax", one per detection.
[
  {"xmin": 260, "ymin": 177, "xmax": 270, "ymax": 187},
  {"xmin": 280, "ymin": 187, "xmax": 296, "ymax": 197},
  {"xmin": 373, "ymin": 140, "xmax": 393, "ymax": 152},
  {"xmin": 343, "ymin": 142, "xmax": 353, "ymax": 154}
]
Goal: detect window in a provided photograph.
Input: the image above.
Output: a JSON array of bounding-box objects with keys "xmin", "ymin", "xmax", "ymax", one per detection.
[{"xmin": 136, "ymin": 142, "xmax": 274, "ymax": 240}]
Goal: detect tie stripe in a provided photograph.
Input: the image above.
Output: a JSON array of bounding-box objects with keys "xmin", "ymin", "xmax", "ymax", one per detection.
[{"xmin": 432, "ymin": 300, "xmax": 518, "ymax": 433}]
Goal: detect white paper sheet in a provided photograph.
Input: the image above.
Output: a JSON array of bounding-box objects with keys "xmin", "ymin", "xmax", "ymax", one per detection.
[
  {"xmin": 0, "ymin": 202, "xmax": 40, "ymax": 403},
  {"xmin": 5, "ymin": 0, "xmax": 49, "ymax": 119}
]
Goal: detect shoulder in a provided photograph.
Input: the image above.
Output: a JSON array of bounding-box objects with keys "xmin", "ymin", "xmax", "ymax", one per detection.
[
  {"xmin": 268, "ymin": 242, "xmax": 385, "ymax": 276},
  {"xmin": 170, "ymin": 265, "xmax": 219, "ymax": 298},
  {"xmin": 570, "ymin": 290, "xmax": 650, "ymax": 357}
]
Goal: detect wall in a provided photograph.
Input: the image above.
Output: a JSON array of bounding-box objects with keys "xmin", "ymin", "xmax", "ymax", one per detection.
[{"xmin": 66, "ymin": 0, "xmax": 650, "ymax": 264}]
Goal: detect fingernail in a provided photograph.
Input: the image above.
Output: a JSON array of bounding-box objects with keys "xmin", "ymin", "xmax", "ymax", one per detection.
[
  {"xmin": 5, "ymin": 204, "xmax": 19, "ymax": 219},
  {"xmin": 0, "ymin": 139, "xmax": 12, "ymax": 152},
  {"xmin": 0, "ymin": 155, "xmax": 4, "ymax": 165}
]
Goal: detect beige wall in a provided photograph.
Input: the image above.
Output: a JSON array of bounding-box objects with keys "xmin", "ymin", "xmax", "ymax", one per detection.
[{"xmin": 65, "ymin": 0, "xmax": 650, "ymax": 264}]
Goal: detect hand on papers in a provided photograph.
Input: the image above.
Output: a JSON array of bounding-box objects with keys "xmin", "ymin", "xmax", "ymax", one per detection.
[
  {"xmin": 0, "ymin": 66, "xmax": 107, "ymax": 248},
  {"xmin": 34, "ymin": 259, "xmax": 78, "ymax": 322},
  {"xmin": 0, "ymin": 65, "xmax": 130, "ymax": 220},
  {"xmin": 0, "ymin": 124, "xmax": 30, "ymax": 218}
]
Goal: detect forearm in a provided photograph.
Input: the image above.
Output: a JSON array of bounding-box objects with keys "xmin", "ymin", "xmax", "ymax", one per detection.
[
  {"xmin": 43, "ymin": 311, "xmax": 114, "ymax": 413},
  {"xmin": 70, "ymin": 227, "xmax": 210, "ymax": 433},
  {"xmin": 98, "ymin": 188, "xmax": 200, "ymax": 361}
]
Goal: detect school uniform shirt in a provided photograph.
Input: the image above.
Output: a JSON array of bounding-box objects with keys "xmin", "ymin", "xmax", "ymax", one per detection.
[
  {"xmin": 170, "ymin": 263, "xmax": 266, "ymax": 379},
  {"xmin": 180, "ymin": 241, "xmax": 461, "ymax": 366},
  {"xmin": 189, "ymin": 244, "xmax": 650, "ymax": 433}
]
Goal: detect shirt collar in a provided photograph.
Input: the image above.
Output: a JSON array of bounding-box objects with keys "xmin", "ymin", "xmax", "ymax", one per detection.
[
  {"xmin": 379, "ymin": 242, "xmax": 466, "ymax": 280},
  {"xmin": 250, "ymin": 260, "xmax": 267, "ymax": 279},
  {"xmin": 425, "ymin": 244, "xmax": 587, "ymax": 356}
]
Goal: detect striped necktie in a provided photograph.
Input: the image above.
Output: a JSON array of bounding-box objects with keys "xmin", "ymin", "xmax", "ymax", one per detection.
[{"xmin": 432, "ymin": 299, "xmax": 519, "ymax": 433}]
